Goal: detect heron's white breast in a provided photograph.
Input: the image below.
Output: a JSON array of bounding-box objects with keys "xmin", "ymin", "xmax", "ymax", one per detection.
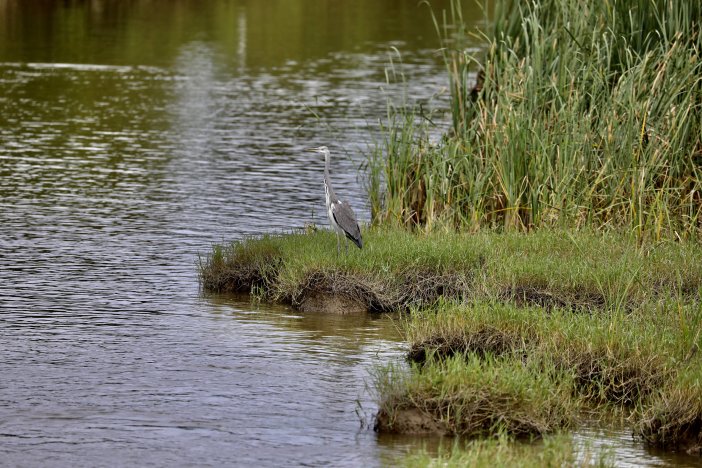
[{"xmin": 324, "ymin": 181, "xmax": 340, "ymax": 232}]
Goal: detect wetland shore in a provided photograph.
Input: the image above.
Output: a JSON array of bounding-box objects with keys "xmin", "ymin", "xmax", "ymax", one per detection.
[
  {"xmin": 199, "ymin": 0, "xmax": 702, "ymax": 463},
  {"xmin": 200, "ymin": 228, "xmax": 702, "ymax": 457}
]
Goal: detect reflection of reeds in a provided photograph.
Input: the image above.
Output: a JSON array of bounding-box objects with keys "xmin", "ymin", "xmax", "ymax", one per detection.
[
  {"xmin": 401, "ymin": 433, "xmax": 610, "ymax": 468},
  {"xmin": 370, "ymin": 0, "xmax": 702, "ymax": 238}
]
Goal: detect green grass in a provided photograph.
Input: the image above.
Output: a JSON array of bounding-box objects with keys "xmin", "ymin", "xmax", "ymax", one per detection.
[
  {"xmin": 199, "ymin": 227, "xmax": 702, "ymax": 312},
  {"xmin": 374, "ymin": 296, "xmax": 701, "ymax": 449},
  {"xmin": 375, "ymin": 353, "xmax": 579, "ymax": 438},
  {"xmin": 200, "ymin": 235, "xmax": 283, "ymax": 293},
  {"xmin": 370, "ymin": 0, "xmax": 702, "ymax": 238},
  {"xmin": 403, "ymin": 300, "xmax": 701, "ymax": 405}
]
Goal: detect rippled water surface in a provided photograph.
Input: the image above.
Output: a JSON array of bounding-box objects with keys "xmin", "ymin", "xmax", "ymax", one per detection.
[
  {"xmin": 0, "ymin": 2, "xmax": 460, "ymax": 466},
  {"xmin": 0, "ymin": 1, "xmax": 696, "ymax": 467}
]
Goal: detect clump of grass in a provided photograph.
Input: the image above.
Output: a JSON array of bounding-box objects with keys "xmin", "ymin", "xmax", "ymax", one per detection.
[
  {"xmin": 635, "ymin": 363, "xmax": 702, "ymax": 452},
  {"xmin": 375, "ymin": 297, "xmax": 701, "ymax": 446},
  {"xmin": 370, "ymin": 0, "xmax": 702, "ymax": 238},
  {"xmin": 404, "ymin": 300, "xmax": 698, "ymax": 406},
  {"xmin": 375, "ymin": 353, "xmax": 579, "ymax": 438},
  {"xmin": 199, "ymin": 235, "xmax": 282, "ymax": 293},
  {"xmin": 401, "ymin": 433, "xmax": 614, "ymax": 468}
]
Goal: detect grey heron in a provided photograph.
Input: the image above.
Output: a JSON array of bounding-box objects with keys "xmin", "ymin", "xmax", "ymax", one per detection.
[{"xmin": 309, "ymin": 146, "xmax": 363, "ymax": 255}]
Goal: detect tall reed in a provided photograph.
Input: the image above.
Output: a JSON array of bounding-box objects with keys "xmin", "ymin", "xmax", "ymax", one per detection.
[{"xmin": 370, "ymin": 0, "xmax": 702, "ymax": 239}]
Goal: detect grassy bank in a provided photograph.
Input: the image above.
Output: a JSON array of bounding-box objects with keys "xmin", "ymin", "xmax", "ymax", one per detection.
[
  {"xmin": 375, "ymin": 353, "xmax": 580, "ymax": 437},
  {"xmin": 200, "ymin": 228, "xmax": 702, "ymax": 312},
  {"xmin": 384, "ymin": 299, "xmax": 702, "ymax": 449},
  {"xmin": 404, "ymin": 301, "xmax": 698, "ymax": 405},
  {"xmin": 200, "ymin": 228, "xmax": 702, "ymax": 449},
  {"xmin": 370, "ymin": 0, "xmax": 702, "ymax": 238}
]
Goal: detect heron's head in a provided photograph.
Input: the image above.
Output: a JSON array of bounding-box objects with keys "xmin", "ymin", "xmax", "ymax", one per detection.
[
  {"xmin": 308, "ymin": 146, "xmax": 331, "ymax": 163},
  {"xmin": 308, "ymin": 146, "xmax": 329, "ymax": 154}
]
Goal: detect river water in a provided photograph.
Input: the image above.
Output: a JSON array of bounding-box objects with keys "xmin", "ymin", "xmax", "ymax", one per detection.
[{"xmin": 0, "ymin": 1, "xmax": 697, "ymax": 467}]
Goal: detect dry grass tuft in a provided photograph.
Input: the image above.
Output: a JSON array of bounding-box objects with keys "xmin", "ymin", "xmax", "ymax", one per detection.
[
  {"xmin": 408, "ymin": 325, "xmax": 524, "ymax": 364},
  {"xmin": 500, "ymin": 285, "xmax": 607, "ymax": 312},
  {"xmin": 277, "ymin": 268, "xmax": 472, "ymax": 313}
]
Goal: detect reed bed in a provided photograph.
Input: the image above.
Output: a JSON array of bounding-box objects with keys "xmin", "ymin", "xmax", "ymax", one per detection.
[{"xmin": 370, "ymin": 0, "xmax": 702, "ymax": 239}]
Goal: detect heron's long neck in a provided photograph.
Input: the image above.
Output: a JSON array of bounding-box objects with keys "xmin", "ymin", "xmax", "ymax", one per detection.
[{"xmin": 324, "ymin": 152, "xmax": 338, "ymax": 203}]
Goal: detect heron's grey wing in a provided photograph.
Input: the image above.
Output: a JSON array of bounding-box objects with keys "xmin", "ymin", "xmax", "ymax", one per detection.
[{"xmin": 332, "ymin": 201, "xmax": 362, "ymax": 248}]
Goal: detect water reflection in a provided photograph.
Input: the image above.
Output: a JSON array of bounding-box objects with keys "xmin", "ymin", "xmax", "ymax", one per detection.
[
  {"xmin": 0, "ymin": 0, "xmax": 481, "ymax": 69},
  {"xmin": 207, "ymin": 294, "xmax": 402, "ymax": 343},
  {"xmin": 1, "ymin": 1, "xmax": 459, "ymax": 465},
  {"xmin": 574, "ymin": 427, "xmax": 702, "ymax": 468}
]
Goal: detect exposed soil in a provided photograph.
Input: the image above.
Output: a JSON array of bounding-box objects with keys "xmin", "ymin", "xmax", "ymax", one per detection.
[
  {"xmin": 501, "ymin": 285, "xmax": 606, "ymax": 312},
  {"xmin": 408, "ymin": 327, "xmax": 523, "ymax": 364},
  {"xmin": 374, "ymin": 408, "xmax": 448, "ymax": 435},
  {"xmin": 285, "ymin": 269, "xmax": 472, "ymax": 314},
  {"xmin": 298, "ymin": 291, "xmax": 368, "ymax": 314},
  {"xmin": 639, "ymin": 416, "xmax": 702, "ymax": 455}
]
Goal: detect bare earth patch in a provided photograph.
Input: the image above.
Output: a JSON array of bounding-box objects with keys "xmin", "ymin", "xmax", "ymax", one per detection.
[
  {"xmin": 299, "ymin": 291, "xmax": 367, "ymax": 314},
  {"xmin": 374, "ymin": 408, "xmax": 447, "ymax": 435},
  {"xmin": 501, "ymin": 285, "xmax": 606, "ymax": 312}
]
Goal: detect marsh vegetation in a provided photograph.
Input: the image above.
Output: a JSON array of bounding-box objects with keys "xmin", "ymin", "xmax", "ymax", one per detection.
[
  {"xmin": 199, "ymin": 0, "xmax": 702, "ymax": 462},
  {"xmin": 369, "ymin": 0, "xmax": 702, "ymax": 239},
  {"xmin": 200, "ymin": 228, "xmax": 702, "ymax": 454}
]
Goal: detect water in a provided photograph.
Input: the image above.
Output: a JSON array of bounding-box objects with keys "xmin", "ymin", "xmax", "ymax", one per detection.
[{"xmin": 0, "ymin": 1, "xmax": 695, "ymax": 466}]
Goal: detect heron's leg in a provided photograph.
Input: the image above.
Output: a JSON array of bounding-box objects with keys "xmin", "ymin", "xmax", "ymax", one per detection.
[
  {"xmin": 345, "ymin": 238, "xmax": 349, "ymax": 255},
  {"xmin": 336, "ymin": 233, "xmax": 340, "ymax": 257}
]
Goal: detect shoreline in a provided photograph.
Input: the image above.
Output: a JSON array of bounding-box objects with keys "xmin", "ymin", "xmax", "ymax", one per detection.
[{"xmin": 199, "ymin": 227, "xmax": 702, "ymax": 456}]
